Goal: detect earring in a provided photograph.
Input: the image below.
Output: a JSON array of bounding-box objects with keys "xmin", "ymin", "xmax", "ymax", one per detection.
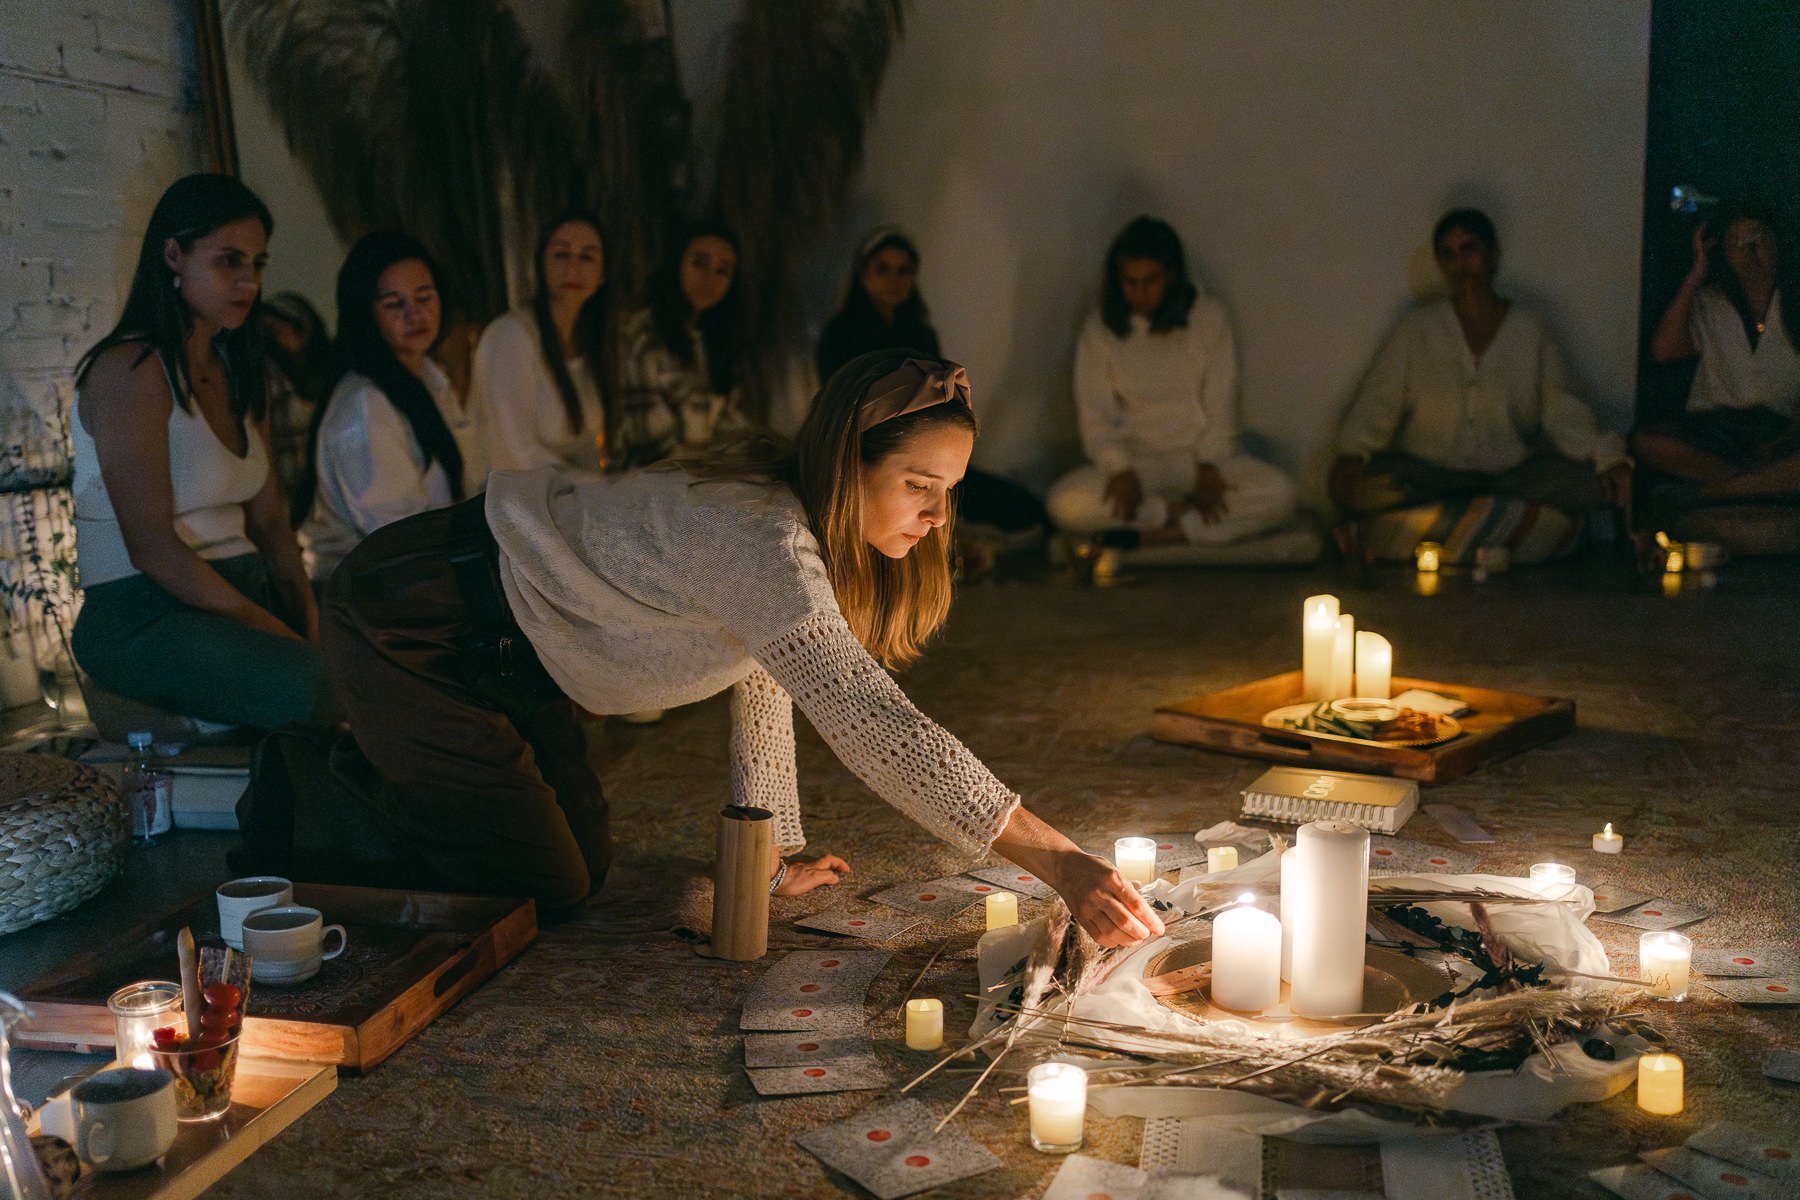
[{"xmin": 172, "ymin": 276, "xmax": 181, "ymax": 290}]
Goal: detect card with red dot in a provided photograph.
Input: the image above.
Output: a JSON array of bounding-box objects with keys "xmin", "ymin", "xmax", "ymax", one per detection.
[
  {"xmin": 1702, "ymin": 976, "xmax": 1800, "ymax": 1006},
  {"xmin": 1591, "ymin": 1162, "xmax": 1724, "ymax": 1200},
  {"xmin": 740, "ymin": 950, "xmax": 890, "ymax": 1031},
  {"xmin": 866, "ymin": 878, "xmax": 985, "ymax": 918},
  {"xmin": 1598, "ymin": 899, "xmax": 1712, "ymax": 932},
  {"xmin": 743, "ymin": 1032, "xmax": 872, "ymax": 1069},
  {"xmin": 964, "ymin": 864, "xmax": 1056, "ymax": 899},
  {"xmin": 795, "ymin": 908, "xmax": 927, "ymax": 942},
  {"xmin": 1042, "ymin": 1153, "xmax": 1147, "ymax": 1200},
  {"xmin": 796, "ymin": 1097, "xmax": 1000, "ymax": 1199},
  {"xmin": 1641, "ymin": 1145, "xmax": 1786, "ymax": 1199},
  {"xmin": 1365, "ymin": 837, "xmax": 1480, "ymax": 874},
  {"xmin": 1692, "ymin": 946, "xmax": 1798, "ymax": 979},
  {"xmin": 747, "ymin": 1053, "xmax": 890, "ymax": 1096},
  {"xmin": 1687, "ymin": 1122, "xmax": 1799, "ymax": 1183}
]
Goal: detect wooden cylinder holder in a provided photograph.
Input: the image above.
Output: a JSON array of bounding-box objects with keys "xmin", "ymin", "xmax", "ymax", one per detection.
[{"xmin": 709, "ymin": 804, "xmax": 774, "ymax": 961}]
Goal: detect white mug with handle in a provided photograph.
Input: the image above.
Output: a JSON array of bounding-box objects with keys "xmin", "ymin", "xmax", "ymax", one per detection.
[
  {"xmin": 242, "ymin": 905, "xmax": 348, "ymax": 985},
  {"xmin": 38, "ymin": 1067, "xmax": 178, "ymax": 1172}
]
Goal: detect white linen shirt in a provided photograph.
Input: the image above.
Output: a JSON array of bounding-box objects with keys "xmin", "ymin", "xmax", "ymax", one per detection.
[
  {"xmin": 471, "ymin": 309, "xmax": 607, "ymax": 474},
  {"xmin": 487, "ymin": 466, "xmax": 1021, "ymax": 856},
  {"xmin": 1071, "ymin": 299, "xmax": 1241, "ymax": 474},
  {"xmin": 304, "ymin": 360, "xmax": 487, "ymax": 581},
  {"xmin": 1338, "ymin": 300, "xmax": 1626, "ymax": 473},
  {"xmin": 1686, "ymin": 286, "xmax": 1800, "ymax": 417}
]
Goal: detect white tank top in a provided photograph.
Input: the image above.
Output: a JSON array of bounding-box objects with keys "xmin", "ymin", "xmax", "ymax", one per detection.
[{"xmin": 71, "ymin": 347, "xmax": 268, "ymax": 588}]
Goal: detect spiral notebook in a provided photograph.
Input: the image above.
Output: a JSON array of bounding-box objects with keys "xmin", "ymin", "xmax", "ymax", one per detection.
[{"xmin": 1239, "ymin": 766, "xmax": 1418, "ymax": 834}]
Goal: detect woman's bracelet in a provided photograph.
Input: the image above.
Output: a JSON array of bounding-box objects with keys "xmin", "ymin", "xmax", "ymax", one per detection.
[{"xmin": 769, "ymin": 861, "xmax": 789, "ymax": 895}]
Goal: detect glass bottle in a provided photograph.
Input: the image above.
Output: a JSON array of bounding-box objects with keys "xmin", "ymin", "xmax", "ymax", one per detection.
[
  {"xmin": 123, "ymin": 731, "xmax": 173, "ymax": 844},
  {"xmin": 0, "ymin": 992, "xmax": 54, "ymax": 1200}
]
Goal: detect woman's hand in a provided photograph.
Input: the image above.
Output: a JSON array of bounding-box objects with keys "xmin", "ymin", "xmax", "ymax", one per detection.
[
  {"xmin": 1102, "ymin": 469, "xmax": 1144, "ymax": 523},
  {"xmin": 774, "ymin": 853, "xmax": 850, "ymax": 897},
  {"xmin": 1688, "ymin": 221, "xmax": 1713, "ymax": 282},
  {"xmin": 1045, "ymin": 851, "xmax": 1165, "ymax": 948},
  {"xmin": 1190, "ymin": 462, "xmax": 1230, "ymax": 523}
]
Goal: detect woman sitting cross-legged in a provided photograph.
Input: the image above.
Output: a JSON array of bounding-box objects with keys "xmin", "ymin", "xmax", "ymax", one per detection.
[
  {"xmin": 70, "ymin": 173, "xmax": 332, "ymax": 731},
  {"xmin": 299, "ymin": 232, "xmax": 488, "ymax": 584},
  {"xmin": 271, "ymin": 349, "xmax": 1163, "ymax": 945}
]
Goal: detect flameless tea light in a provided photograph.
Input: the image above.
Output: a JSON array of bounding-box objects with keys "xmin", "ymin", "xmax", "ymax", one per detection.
[
  {"xmin": 904, "ymin": 998, "xmax": 944, "ymax": 1050},
  {"xmin": 1113, "ymin": 837, "xmax": 1157, "ymax": 885},
  {"xmin": 1354, "ymin": 631, "xmax": 1391, "ymax": 700},
  {"xmin": 1211, "ymin": 894, "xmax": 1282, "ymax": 1013},
  {"xmin": 985, "ymin": 890, "xmax": 1018, "ymax": 931},
  {"xmin": 1414, "ymin": 541, "xmax": 1442, "ymax": 573},
  {"xmin": 1026, "ymin": 1062, "xmax": 1087, "ymax": 1154},
  {"xmin": 1592, "ymin": 823, "xmax": 1623, "ymax": 854},
  {"xmin": 1301, "ymin": 595, "xmax": 1339, "ymax": 701},
  {"xmin": 1639, "ymin": 932, "xmax": 1692, "ymax": 1002},
  {"xmin": 1637, "ymin": 1053, "xmax": 1683, "ymax": 1115},
  {"xmin": 1206, "ymin": 845, "xmax": 1238, "ymax": 874},
  {"xmin": 1528, "ymin": 862, "xmax": 1578, "ymax": 899},
  {"xmin": 1665, "ymin": 546, "xmax": 1686, "ymax": 574}
]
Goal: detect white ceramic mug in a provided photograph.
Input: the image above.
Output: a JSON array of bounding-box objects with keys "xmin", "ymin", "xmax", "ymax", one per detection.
[
  {"xmin": 242, "ymin": 905, "xmax": 347, "ymax": 985},
  {"xmin": 216, "ymin": 876, "xmax": 294, "ymax": 950},
  {"xmin": 38, "ymin": 1067, "xmax": 178, "ymax": 1172}
]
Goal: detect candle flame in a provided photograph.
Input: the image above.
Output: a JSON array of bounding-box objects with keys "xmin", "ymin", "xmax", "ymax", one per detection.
[
  {"xmin": 1603, "ymin": 823, "xmax": 1614, "ymax": 837},
  {"xmin": 1235, "ymin": 892, "xmax": 1255, "ymax": 904}
]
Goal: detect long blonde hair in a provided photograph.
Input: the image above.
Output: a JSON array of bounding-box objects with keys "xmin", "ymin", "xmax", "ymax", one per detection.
[{"xmin": 679, "ymin": 349, "xmax": 976, "ymax": 668}]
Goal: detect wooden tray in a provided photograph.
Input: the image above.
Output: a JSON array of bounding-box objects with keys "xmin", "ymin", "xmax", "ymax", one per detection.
[
  {"xmin": 1150, "ymin": 672, "xmax": 1574, "ymax": 784},
  {"xmin": 29, "ymin": 1057, "xmax": 335, "ymax": 1200},
  {"xmin": 17, "ymin": 883, "xmax": 536, "ymax": 1072}
]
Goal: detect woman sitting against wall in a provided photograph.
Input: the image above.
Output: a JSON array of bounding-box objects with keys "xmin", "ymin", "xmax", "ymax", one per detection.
[
  {"xmin": 818, "ymin": 228, "xmax": 1047, "ymax": 540},
  {"xmin": 299, "ymin": 232, "xmax": 488, "ymax": 583},
  {"xmin": 615, "ymin": 220, "xmax": 752, "ymax": 467},
  {"xmin": 471, "ymin": 210, "xmax": 611, "ymax": 476},
  {"xmin": 69, "ymin": 173, "xmax": 331, "ymax": 730}
]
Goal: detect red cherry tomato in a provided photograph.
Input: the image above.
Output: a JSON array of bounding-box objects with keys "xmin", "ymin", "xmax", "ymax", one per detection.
[
  {"xmin": 199, "ymin": 1006, "xmax": 233, "ymax": 1030},
  {"xmin": 202, "ymin": 983, "xmax": 242, "ymax": 1011},
  {"xmin": 151, "ymin": 1025, "xmax": 182, "ymax": 1047}
]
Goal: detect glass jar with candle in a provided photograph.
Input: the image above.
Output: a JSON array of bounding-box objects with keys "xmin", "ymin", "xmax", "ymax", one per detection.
[
  {"xmin": 1113, "ymin": 837, "xmax": 1157, "ymax": 885},
  {"xmin": 1528, "ymin": 862, "xmax": 1578, "ymax": 900},
  {"xmin": 1026, "ymin": 1062, "xmax": 1087, "ymax": 1154},
  {"xmin": 108, "ymin": 980, "xmax": 182, "ymax": 1070},
  {"xmin": 1639, "ymin": 932, "xmax": 1692, "ymax": 1001}
]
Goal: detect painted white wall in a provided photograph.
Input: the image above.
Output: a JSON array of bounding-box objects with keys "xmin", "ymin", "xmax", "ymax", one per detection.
[{"xmin": 786, "ymin": 1, "xmax": 1650, "ymax": 498}]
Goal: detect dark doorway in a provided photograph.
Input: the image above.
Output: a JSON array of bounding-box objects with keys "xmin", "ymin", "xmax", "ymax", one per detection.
[{"xmin": 1637, "ymin": 0, "xmax": 1800, "ymax": 425}]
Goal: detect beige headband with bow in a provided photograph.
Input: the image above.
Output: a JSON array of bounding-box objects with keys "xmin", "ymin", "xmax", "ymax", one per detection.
[{"xmin": 857, "ymin": 357, "xmax": 972, "ymax": 432}]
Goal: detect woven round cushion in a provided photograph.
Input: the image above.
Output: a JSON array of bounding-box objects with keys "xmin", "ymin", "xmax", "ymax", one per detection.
[{"xmin": 0, "ymin": 753, "xmax": 129, "ymax": 935}]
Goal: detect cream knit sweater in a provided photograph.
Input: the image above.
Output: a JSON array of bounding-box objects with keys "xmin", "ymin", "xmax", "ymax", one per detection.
[{"xmin": 486, "ymin": 466, "xmax": 1020, "ymax": 854}]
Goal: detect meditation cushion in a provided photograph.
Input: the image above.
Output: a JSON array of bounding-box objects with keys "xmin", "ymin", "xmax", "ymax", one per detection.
[
  {"xmin": 1673, "ymin": 504, "xmax": 1800, "ymax": 558},
  {"xmin": 0, "ymin": 752, "xmax": 128, "ymax": 934},
  {"xmin": 1355, "ymin": 496, "xmax": 1582, "ymax": 565}
]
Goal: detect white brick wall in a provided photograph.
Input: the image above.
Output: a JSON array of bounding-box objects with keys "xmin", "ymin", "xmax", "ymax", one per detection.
[{"xmin": 0, "ymin": 1, "xmax": 204, "ymax": 708}]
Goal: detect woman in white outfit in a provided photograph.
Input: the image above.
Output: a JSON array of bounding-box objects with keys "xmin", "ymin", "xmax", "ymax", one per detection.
[
  {"xmin": 300, "ymin": 231, "xmax": 488, "ymax": 582},
  {"xmin": 1049, "ymin": 216, "xmax": 1296, "ymax": 546},
  {"xmin": 471, "ymin": 210, "xmax": 610, "ymax": 476}
]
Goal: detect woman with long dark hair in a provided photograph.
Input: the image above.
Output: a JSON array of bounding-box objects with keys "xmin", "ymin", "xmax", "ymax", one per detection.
[
  {"xmin": 615, "ymin": 220, "xmax": 750, "ymax": 466},
  {"xmin": 471, "ymin": 211, "xmax": 611, "ymax": 474},
  {"xmin": 69, "ymin": 173, "xmax": 330, "ymax": 729},
  {"xmin": 246, "ymin": 349, "xmax": 1164, "ymax": 947},
  {"xmin": 300, "ymin": 231, "xmax": 488, "ymax": 582},
  {"xmin": 1048, "ymin": 215, "xmax": 1297, "ymax": 547},
  {"xmin": 1639, "ymin": 206, "xmax": 1800, "ymax": 505},
  {"xmin": 818, "ymin": 229, "xmax": 1047, "ymax": 539}
]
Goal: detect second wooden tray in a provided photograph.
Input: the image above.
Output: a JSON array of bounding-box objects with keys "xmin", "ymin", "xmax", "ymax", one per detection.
[{"xmin": 17, "ymin": 883, "xmax": 536, "ymax": 1072}]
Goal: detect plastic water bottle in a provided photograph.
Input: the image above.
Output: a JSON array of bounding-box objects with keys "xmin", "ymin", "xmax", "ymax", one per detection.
[{"xmin": 124, "ymin": 731, "xmax": 173, "ymax": 844}]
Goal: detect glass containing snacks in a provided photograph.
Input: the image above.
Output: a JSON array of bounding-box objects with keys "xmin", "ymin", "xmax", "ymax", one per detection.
[{"xmin": 150, "ymin": 981, "xmax": 245, "ymax": 1120}]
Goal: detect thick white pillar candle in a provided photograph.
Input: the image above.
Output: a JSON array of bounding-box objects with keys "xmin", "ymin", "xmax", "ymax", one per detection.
[
  {"xmin": 985, "ymin": 891, "xmax": 1018, "ymax": 931},
  {"xmin": 1211, "ymin": 894, "xmax": 1282, "ymax": 1013},
  {"xmin": 1639, "ymin": 932, "xmax": 1692, "ymax": 1001},
  {"xmin": 1279, "ymin": 847, "xmax": 1301, "ymax": 982},
  {"xmin": 1289, "ymin": 820, "xmax": 1369, "ymax": 1018},
  {"xmin": 904, "ymin": 998, "xmax": 944, "ymax": 1049},
  {"xmin": 1328, "ymin": 614, "xmax": 1355, "ymax": 699},
  {"xmin": 1027, "ymin": 1063, "xmax": 1087, "ymax": 1153},
  {"xmin": 1592, "ymin": 823, "xmax": 1624, "ymax": 854},
  {"xmin": 1354, "ymin": 631, "xmax": 1391, "ymax": 700},
  {"xmin": 1113, "ymin": 837, "xmax": 1157, "ymax": 885},
  {"xmin": 1529, "ymin": 862, "xmax": 1578, "ymax": 899},
  {"xmin": 1637, "ymin": 1053, "xmax": 1683, "ymax": 1115},
  {"xmin": 1206, "ymin": 845, "xmax": 1238, "ymax": 874},
  {"xmin": 1301, "ymin": 595, "xmax": 1340, "ymax": 701}
]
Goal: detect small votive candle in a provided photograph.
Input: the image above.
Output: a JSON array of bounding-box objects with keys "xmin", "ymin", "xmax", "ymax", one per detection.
[
  {"xmin": 1637, "ymin": 1053, "xmax": 1683, "ymax": 1115},
  {"xmin": 1592, "ymin": 823, "xmax": 1624, "ymax": 854},
  {"xmin": 1640, "ymin": 932, "xmax": 1692, "ymax": 1001},
  {"xmin": 1415, "ymin": 541, "xmax": 1442, "ymax": 573},
  {"xmin": 1529, "ymin": 862, "xmax": 1578, "ymax": 898},
  {"xmin": 1665, "ymin": 547, "xmax": 1686, "ymax": 574},
  {"xmin": 904, "ymin": 998, "xmax": 944, "ymax": 1050},
  {"xmin": 985, "ymin": 890, "xmax": 1018, "ymax": 931},
  {"xmin": 1026, "ymin": 1062, "xmax": 1087, "ymax": 1154},
  {"xmin": 1113, "ymin": 837, "xmax": 1157, "ymax": 885},
  {"xmin": 1206, "ymin": 846, "xmax": 1239, "ymax": 874},
  {"xmin": 108, "ymin": 980, "xmax": 182, "ymax": 1069}
]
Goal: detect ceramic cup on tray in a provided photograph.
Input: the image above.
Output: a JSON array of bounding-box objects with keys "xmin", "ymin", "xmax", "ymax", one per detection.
[
  {"xmin": 37, "ymin": 1067, "xmax": 179, "ymax": 1171},
  {"xmin": 216, "ymin": 876, "xmax": 294, "ymax": 950},
  {"xmin": 241, "ymin": 905, "xmax": 348, "ymax": 985}
]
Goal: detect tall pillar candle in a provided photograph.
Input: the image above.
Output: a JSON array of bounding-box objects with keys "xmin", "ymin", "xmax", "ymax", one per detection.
[
  {"xmin": 1289, "ymin": 819, "xmax": 1370, "ymax": 1017},
  {"xmin": 1211, "ymin": 894, "xmax": 1282, "ymax": 1012},
  {"xmin": 1354, "ymin": 631, "xmax": 1391, "ymax": 699},
  {"xmin": 1328, "ymin": 615, "xmax": 1355, "ymax": 699},
  {"xmin": 1301, "ymin": 595, "xmax": 1339, "ymax": 701}
]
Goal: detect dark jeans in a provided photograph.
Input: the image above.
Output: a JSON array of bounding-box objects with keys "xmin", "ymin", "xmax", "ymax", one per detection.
[
  {"xmin": 1646, "ymin": 405, "xmax": 1792, "ymax": 467},
  {"xmin": 959, "ymin": 467, "xmax": 1048, "ymax": 533},
  {"xmin": 71, "ymin": 554, "xmax": 332, "ymax": 730},
  {"xmin": 246, "ymin": 497, "xmax": 609, "ymax": 911},
  {"xmin": 1344, "ymin": 450, "xmax": 1607, "ymax": 517}
]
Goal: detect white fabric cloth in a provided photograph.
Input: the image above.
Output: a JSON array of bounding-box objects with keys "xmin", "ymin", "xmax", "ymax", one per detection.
[
  {"xmin": 1686, "ymin": 285, "xmax": 1800, "ymax": 417},
  {"xmin": 1072, "ymin": 302, "xmax": 1242, "ymax": 472},
  {"xmin": 1046, "ymin": 452, "xmax": 1297, "ymax": 545},
  {"xmin": 471, "ymin": 309, "xmax": 606, "ymax": 474},
  {"xmin": 71, "ymin": 354, "xmax": 267, "ymax": 588},
  {"xmin": 486, "ymin": 466, "xmax": 1021, "ymax": 855},
  {"xmin": 304, "ymin": 360, "xmax": 487, "ymax": 581},
  {"xmin": 1338, "ymin": 300, "xmax": 1627, "ymax": 473}
]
